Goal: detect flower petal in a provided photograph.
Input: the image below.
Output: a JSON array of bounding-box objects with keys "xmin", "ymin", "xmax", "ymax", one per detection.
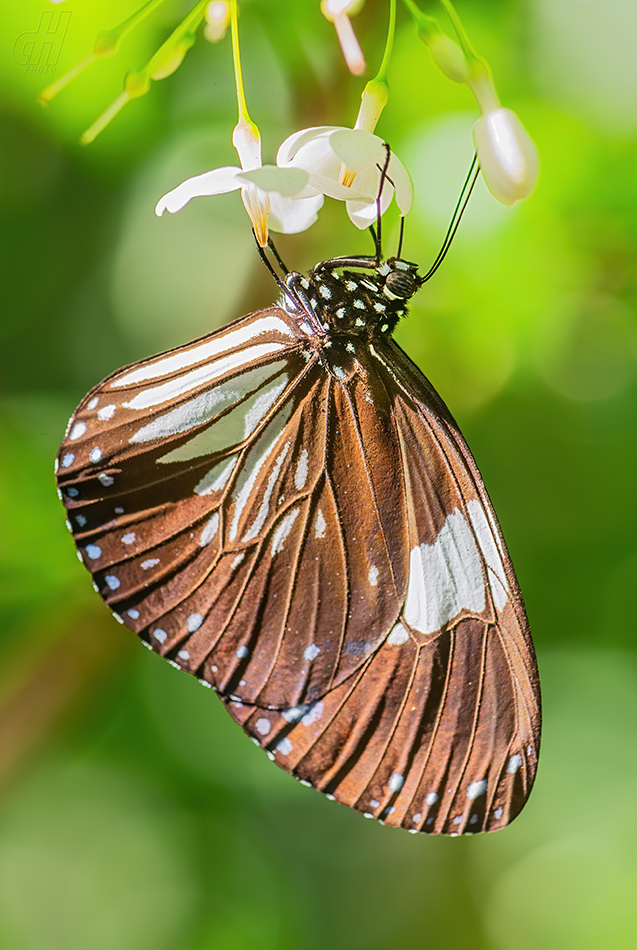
[
  {"xmin": 387, "ymin": 153, "xmax": 414, "ymax": 216},
  {"xmin": 277, "ymin": 126, "xmax": 340, "ymax": 166},
  {"xmin": 237, "ymin": 165, "xmax": 311, "ymax": 198},
  {"xmin": 305, "ymin": 171, "xmax": 371, "ymax": 202},
  {"xmin": 268, "ymin": 193, "xmax": 324, "ymax": 234},
  {"xmin": 328, "ymin": 128, "xmax": 386, "ymax": 172},
  {"xmin": 473, "ymin": 108, "xmax": 539, "ymax": 205},
  {"xmin": 155, "ymin": 167, "xmax": 242, "ymax": 215},
  {"xmin": 346, "ymin": 189, "xmax": 393, "ymax": 229}
]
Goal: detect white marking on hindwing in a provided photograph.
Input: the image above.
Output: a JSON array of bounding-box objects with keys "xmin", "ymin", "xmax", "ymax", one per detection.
[
  {"xmin": 467, "ymin": 780, "xmax": 487, "ymax": 800},
  {"xmin": 507, "ymin": 754, "xmax": 522, "ymax": 774},
  {"xmin": 388, "ymin": 773, "xmax": 404, "ymax": 793},
  {"xmin": 466, "ymin": 498, "xmax": 509, "ymax": 610},
  {"xmin": 314, "ymin": 509, "xmax": 326, "ymax": 539},
  {"xmin": 271, "ymin": 507, "xmax": 300, "ymax": 555},
  {"xmin": 403, "ymin": 508, "xmax": 486, "ymax": 635},
  {"xmin": 87, "ymin": 397, "xmax": 99, "ymax": 410},
  {"xmin": 256, "ymin": 718, "xmax": 271, "ymax": 736},
  {"xmin": 387, "ymin": 622, "xmax": 409, "ymax": 646},
  {"xmin": 368, "ymin": 565, "xmax": 379, "ymax": 587},
  {"xmin": 301, "ymin": 701, "xmax": 323, "ymax": 725},
  {"xmin": 303, "ymin": 644, "xmax": 320, "ymax": 662},
  {"xmin": 141, "ymin": 558, "xmax": 160, "ymax": 570},
  {"xmin": 199, "ymin": 511, "xmax": 220, "ymax": 547},
  {"xmin": 228, "ymin": 399, "xmax": 295, "ymax": 542},
  {"xmin": 69, "ymin": 422, "xmax": 86, "ymax": 440},
  {"xmin": 121, "ymin": 532, "xmax": 135, "ymax": 544},
  {"xmin": 294, "ymin": 449, "xmax": 309, "ymax": 490},
  {"xmin": 98, "ymin": 404, "xmax": 115, "ymax": 421}
]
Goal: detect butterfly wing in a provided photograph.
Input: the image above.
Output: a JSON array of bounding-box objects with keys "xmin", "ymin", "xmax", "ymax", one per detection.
[
  {"xmin": 219, "ymin": 339, "xmax": 540, "ymax": 836},
  {"xmin": 56, "ymin": 307, "xmax": 409, "ymax": 708},
  {"xmin": 57, "ymin": 310, "xmax": 540, "ymax": 836}
]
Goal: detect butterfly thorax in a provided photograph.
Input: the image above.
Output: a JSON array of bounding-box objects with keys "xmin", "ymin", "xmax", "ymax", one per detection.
[{"xmin": 280, "ymin": 257, "xmax": 422, "ymax": 344}]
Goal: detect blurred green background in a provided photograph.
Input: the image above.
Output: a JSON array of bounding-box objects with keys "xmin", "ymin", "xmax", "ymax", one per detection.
[{"xmin": 1, "ymin": 1, "xmax": 637, "ymax": 948}]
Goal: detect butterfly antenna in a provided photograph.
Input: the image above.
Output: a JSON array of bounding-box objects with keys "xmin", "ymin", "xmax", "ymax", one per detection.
[
  {"xmin": 374, "ymin": 143, "xmax": 392, "ymax": 265},
  {"xmin": 253, "ymin": 231, "xmax": 286, "ymax": 292},
  {"xmin": 421, "ymin": 152, "xmax": 479, "ymax": 283},
  {"xmin": 397, "ymin": 216, "xmax": 405, "ymax": 259},
  {"xmin": 267, "ymin": 236, "xmax": 289, "ymax": 275}
]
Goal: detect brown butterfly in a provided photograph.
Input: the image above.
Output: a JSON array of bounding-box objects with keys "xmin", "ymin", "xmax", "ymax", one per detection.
[{"xmin": 55, "ymin": 247, "xmax": 540, "ymax": 836}]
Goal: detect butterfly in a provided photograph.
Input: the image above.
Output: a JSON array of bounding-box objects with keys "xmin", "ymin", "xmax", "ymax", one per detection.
[{"xmin": 55, "ymin": 246, "xmax": 540, "ymax": 836}]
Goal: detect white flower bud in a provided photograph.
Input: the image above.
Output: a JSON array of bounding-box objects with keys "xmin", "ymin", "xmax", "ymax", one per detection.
[{"xmin": 473, "ymin": 107, "xmax": 539, "ymax": 205}]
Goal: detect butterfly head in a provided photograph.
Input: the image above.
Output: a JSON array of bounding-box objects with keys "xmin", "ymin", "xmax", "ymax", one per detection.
[{"xmin": 282, "ymin": 256, "xmax": 423, "ymax": 341}]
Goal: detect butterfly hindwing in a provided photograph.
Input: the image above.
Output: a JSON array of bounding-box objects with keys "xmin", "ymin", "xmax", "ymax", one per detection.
[{"xmin": 221, "ymin": 338, "xmax": 539, "ymax": 835}]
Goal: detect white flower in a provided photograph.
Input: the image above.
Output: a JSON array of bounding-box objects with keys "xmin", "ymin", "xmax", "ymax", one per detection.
[
  {"xmin": 272, "ymin": 126, "xmax": 414, "ymax": 229},
  {"xmin": 469, "ymin": 73, "xmax": 539, "ymax": 205},
  {"xmin": 473, "ymin": 107, "xmax": 539, "ymax": 205},
  {"xmin": 155, "ymin": 121, "xmax": 323, "ymax": 246}
]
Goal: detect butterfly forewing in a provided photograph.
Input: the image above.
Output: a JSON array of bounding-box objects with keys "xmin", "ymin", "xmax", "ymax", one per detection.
[{"xmin": 56, "ymin": 260, "xmax": 540, "ymax": 836}]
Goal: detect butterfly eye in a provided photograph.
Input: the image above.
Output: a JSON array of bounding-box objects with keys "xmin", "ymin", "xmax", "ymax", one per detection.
[{"xmin": 384, "ymin": 270, "xmax": 416, "ymax": 298}]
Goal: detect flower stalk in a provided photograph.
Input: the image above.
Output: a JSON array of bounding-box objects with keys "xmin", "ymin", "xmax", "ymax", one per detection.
[{"xmin": 39, "ymin": 0, "xmax": 169, "ymax": 106}]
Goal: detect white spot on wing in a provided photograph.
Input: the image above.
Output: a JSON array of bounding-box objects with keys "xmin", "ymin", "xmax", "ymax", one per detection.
[
  {"xmin": 425, "ymin": 792, "xmax": 438, "ymax": 806},
  {"xmin": 368, "ymin": 564, "xmax": 379, "ymax": 586},
  {"xmin": 121, "ymin": 533, "xmax": 136, "ymax": 544},
  {"xmin": 388, "ymin": 773, "xmax": 404, "ymax": 793},
  {"xmin": 141, "ymin": 558, "xmax": 160, "ymax": 570},
  {"xmin": 236, "ymin": 645, "xmax": 249, "ymax": 658},
  {"xmin": 98, "ymin": 404, "xmax": 116, "ymax": 421},
  {"xmin": 403, "ymin": 508, "xmax": 486, "ymax": 635},
  {"xmin": 104, "ymin": 575, "xmax": 120, "ymax": 590},
  {"xmin": 314, "ymin": 509, "xmax": 326, "ymax": 539},
  {"xmin": 87, "ymin": 397, "xmax": 99, "ymax": 410},
  {"xmin": 294, "ymin": 449, "xmax": 309, "ymax": 490},
  {"xmin": 177, "ymin": 650, "xmax": 190, "ymax": 660},
  {"xmin": 98, "ymin": 473, "xmax": 114, "ymax": 487},
  {"xmin": 271, "ymin": 507, "xmax": 300, "ymax": 555},
  {"xmin": 187, "ymin": 613, "xmax": 203, "ymax": 632},
  {"xmin": 153, "ymin": 628, "xmax": 167, "ymax": 643},
  {"xmin": 387, "ymin": 622, "xmax": 409, "ymax": 646},
  {"xmin": 85, "ymin": 545, "xmax": 101, "ymax": 560},
  {"xmin": 127, "ymin": 609, "xmax": 140, "ymax": 619},
  {"xmin": 301, "ymin": 701, "xmax": 323, "ymax": 726},
  {"xmin": 304, "ymin": 644, "xmax": 320, "ymax": 662},
  {"xmin": 230, "ymin": 552, "xmax": 246, "ymax": 570},
  {"xmin": 467, "ymin": 780, "xmax": 487, "ymax": 800},
  {"xmin": 61, "ymin": 453, "xmax": 74, "ymax": 468},
  {"xmin": 70, "ymin": 422, "xmax": 86, "ymax": 440},
  {"xmin": 507, "ymin": 753, "xmax": 522, "ymax": 774},
  {"xmin": 199, "ymin": 511, "xmax": 220, "ymax": 547},
  {"xmin": 277, "ymin": 738, "xmax": 293, "ymax": 755},
  {"xmin": 255, "ymin": 718, "xmax": 271, "ymax": 736}
]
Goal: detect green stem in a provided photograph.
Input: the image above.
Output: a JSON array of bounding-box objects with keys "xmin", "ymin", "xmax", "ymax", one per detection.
[
  {"xmin": 438, "ymin": 0, "xmax": 482, "ymax": 67},
  {"xmin": 375, "ymin": 0, "xmax": 397, "ymax": 84},
  {"xmin": 230, "ymin": 0, "xmax": 252, "ymax": 126},
  {"xmin": 401, "ymin": 0, "xmax": 440, "ymax": 41}
]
